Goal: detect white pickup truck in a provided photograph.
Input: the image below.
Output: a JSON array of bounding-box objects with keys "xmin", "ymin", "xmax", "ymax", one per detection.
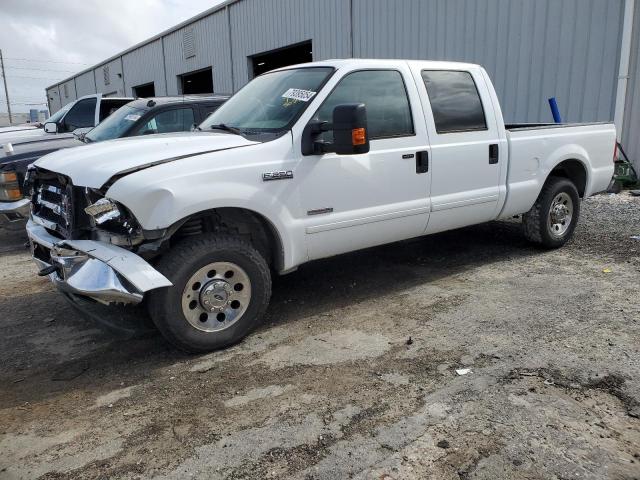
[
  {"xmin": 0, "ymin": 94, "xmax": 132, "ymax": 148},
  {"xmin": 26, "ymin": 59, "xmax": 615, "ymax": 352}
]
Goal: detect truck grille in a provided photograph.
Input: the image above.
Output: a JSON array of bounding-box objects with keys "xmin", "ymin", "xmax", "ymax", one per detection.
[{"xmin": 32, "ymin": 179, "xmax": 74, "ymax": 238}]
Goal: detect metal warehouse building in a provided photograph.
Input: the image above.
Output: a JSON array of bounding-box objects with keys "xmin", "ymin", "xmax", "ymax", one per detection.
[{"xmin": 47, "ymin": 0, "xmax": 640, "ymax": 166}]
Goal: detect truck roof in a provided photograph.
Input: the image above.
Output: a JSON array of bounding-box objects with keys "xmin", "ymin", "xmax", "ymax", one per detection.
[
  {"xmin": 127, "ymin": 95, "xmax": 231, "ymax": 108},
  {"xmin": 273, "ymin": 58, "xmax": 482, "ymax": 72}
]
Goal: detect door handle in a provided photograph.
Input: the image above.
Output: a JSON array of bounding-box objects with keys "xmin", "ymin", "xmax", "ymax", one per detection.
[
  {"xmin": 416, "ymin": 151, "xmax": 429, "ymax": 174},
  {"xmin": 489, "ymin": 144, "xmax": 499, "ymax": 164}
]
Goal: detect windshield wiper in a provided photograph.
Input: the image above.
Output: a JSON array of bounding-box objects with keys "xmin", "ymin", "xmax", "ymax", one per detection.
[{"xmin": 209, "ymin": 123, "xmax": 243, "ymax": 136}]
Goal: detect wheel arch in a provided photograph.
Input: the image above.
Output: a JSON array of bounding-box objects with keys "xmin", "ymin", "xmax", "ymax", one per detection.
[
  {"xmin": 167, "ymin": 207, "xmax": 288, "ymax": 273},
  {"xmin": 547, "ymin": 158, "xmax": 588, "ymax": 198}
]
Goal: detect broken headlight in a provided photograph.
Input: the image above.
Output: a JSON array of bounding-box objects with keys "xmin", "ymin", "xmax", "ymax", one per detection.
[
  {"xmin": 84, "ymin": 194, "xmax": 144, "ymax": 247},
  {"xmin": 84, "ymin": 198, "xmax": 123, "ymax": 224}
]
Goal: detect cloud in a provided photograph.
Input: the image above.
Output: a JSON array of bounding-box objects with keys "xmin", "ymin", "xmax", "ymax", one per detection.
[{"xmin": 0, "ymin": 0, "xmax": 222, "ymax": 112}]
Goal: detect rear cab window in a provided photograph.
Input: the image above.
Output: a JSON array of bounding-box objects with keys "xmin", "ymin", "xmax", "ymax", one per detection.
[
  {"xmin": 199, "ymin": 102, "xmax": 224, "ymax": 122},
  {"xmin": 100, "ymin": 99, "xmax": 132, "ymax": 122},
  {"xmin": 421, "ymin": 70, "xmax": 487, "ymax": 134},
  {"xmin": 134, "ymin": 108, "xmax": 196, "ymax": 135}
]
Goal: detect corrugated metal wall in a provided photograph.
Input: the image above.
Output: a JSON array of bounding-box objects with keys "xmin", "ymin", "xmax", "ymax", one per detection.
[
  {"xmin": 228, "ymin": 0, "xmax": 351, "ymax": 90},
  {"xmin": 93, "ymin": 58, "xmax": 125, "ymax": 97},
  {"xmin": 74, "ymin": 71, "xmax": 95, "ymax": 97},
  {"xmin": 353, "ymin": 0, "xmax": 624, "ymax": 124},
  {"xmin": 163, "ymin": 9, "xmax": 233, "ymax": 95},
  {"xmin": 58, "ymin": 78, "xmax": 77, "ymax": 104},
  {"xmin": 46, "ymin": 0, "xmax": 635, "ymax": 138},
  {"xmin": 122, "ymin": 39, "xmax": 167, "ymax": 96},
  {"xmin": 46, "ymin": 87, "xmax": 62, "ymax": 114},
  {"xmin": 622, "ymin": 1, "xmax": 640, "ymax": 168}
]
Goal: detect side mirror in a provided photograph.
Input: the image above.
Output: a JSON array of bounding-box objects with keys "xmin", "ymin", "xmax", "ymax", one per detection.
[
  {"xmin": 332, "ymin": 103, "xmax": 369, "ymax": 155},
  {"xmin": 301, "ymin": 103, "xmax": 369, "ymax": 156},
  {"xmin": 43, "ymin": 122, "xmax": 58, "ymax": 134}
]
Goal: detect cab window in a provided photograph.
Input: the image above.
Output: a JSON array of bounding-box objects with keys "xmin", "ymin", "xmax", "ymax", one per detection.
[
  {"xmin": 135, "ymin": 108, "xmax": 196, "ymax": 135},
  {"xmin": 313, "ymin": 70, "xmax": 414, "ymax": 141},
  {"xmin": 421, "ymin": 70, "xmax": 487, "ymax": 134},
  {"xmin": 63, "ymin": 98, "xmax": 97, "ymax": 131}
]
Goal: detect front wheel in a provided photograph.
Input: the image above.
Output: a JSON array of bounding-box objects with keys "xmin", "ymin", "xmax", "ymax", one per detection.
[
  {"xmin": 523, "ymin": 176, "xmax": 580, "ymax": 248},
  {"xmin": 148, "ymin": 235, "xmax": 272, "ymax": 353}
]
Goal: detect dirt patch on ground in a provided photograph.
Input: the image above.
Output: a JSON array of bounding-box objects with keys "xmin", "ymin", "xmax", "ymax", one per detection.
[{"xmin": 0, "ymin": 193, "xmax": 639, "ymax": 479}]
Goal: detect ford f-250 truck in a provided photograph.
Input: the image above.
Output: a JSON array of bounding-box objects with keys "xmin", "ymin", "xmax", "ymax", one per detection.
[{"xmin": 26, "ymin": 60, "xmax": 616, "ymax": 352}]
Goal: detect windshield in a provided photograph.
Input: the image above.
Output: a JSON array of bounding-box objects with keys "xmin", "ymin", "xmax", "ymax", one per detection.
[
  {"xmin": 200, "ymin": 67, "xmax": 333, "ymax": 135},
  {"xmin": 47, "ymin": 102, "xmax": 73, "ymax": 123},
  {"xmin": 85, "ymin": 105, "xmax": 147, "ymax": 143}
]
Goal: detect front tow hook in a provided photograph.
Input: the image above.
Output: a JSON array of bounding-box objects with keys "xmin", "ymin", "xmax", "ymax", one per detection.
[{"xmin": 38, "ymin": 265, "xmax": 59, "ymax": 277}]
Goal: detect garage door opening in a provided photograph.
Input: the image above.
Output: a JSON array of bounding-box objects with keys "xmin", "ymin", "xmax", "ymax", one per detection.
[
  {"xmin": 180, "ymin": 67, "xmax": 213, "ymax": 94},
  {"xmin": 250, "ymin": 41, "xmax": 313, "ymax": 78},
  {"xmin": 133, "ymin": 82, "xmax": 155, "ymax": 98}
]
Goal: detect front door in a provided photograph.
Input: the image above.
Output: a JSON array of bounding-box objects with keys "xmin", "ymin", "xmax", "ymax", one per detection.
[{"xmin": 295, "ymin": 68, "xmax": 432, "ymax": 260}]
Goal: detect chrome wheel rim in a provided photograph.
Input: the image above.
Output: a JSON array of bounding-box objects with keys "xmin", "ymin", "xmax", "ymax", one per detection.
[
  {"xmin": 181, "ymin": 262, "xmax": 252, "ymax": 332},
  {"xmin": 548, "ymin": 192, "xmax": 573, "ymax": 237}
]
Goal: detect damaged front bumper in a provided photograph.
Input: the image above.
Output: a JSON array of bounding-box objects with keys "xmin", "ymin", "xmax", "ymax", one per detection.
[
  {"xmin": 26, "ymin": 218, "xmax": 172, "ymax": 304},
  {"xmin": 0, "ymin": 198, "xmax": 30, "ymax": 224}
]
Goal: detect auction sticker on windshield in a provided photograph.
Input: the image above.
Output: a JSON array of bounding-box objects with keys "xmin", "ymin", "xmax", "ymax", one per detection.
[
  {"xmin": 124, "ymin": 114, "xmax": 141, "ymax": 122},
  {"xmin": 282, "ymin": 88, "xmax": 316, "ymax": 102}
]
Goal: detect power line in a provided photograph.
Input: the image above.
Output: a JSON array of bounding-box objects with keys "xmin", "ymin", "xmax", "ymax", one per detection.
[
  {"xmin": 5, "ymin": 65, "xmax": 77, "ymax": 73},
  {"xmin": 3, "ymin": 57, "xmax": 90, "ymax": 66},
  {"xmin": 5, "ymin": 74, "xmax": 67, "ymax": 81}
]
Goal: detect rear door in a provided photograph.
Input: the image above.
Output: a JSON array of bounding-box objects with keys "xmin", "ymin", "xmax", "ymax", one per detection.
[{"xmin": 413, "ymin": 68, "xmax": 502, "ymax": 234}]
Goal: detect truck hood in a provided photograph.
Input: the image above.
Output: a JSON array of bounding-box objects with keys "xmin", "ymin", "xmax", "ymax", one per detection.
[
  {"xmin": 1, "ymin": 136, "xmax": 82, "ymax": 172},
  {"xmin": 0, "ymin": 124, "xmax": 38, "ymax": 134},
  {"xmin": 34, "ymin": 132, "xmax": 259, "ymax": 189},
  {"xmin": 0, "ymin": 128, "xmax": 49, "ymax": 146}
]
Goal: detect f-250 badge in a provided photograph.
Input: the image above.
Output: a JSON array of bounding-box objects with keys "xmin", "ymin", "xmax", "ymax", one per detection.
[{"xmin": 262, "ymin": 170, "xmax": 293, "ymax": 181}]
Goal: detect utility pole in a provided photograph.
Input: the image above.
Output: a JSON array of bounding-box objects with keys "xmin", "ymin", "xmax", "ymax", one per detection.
[{"xmin": 0, "ymin": 49, "xmax": 12, "ymax": 125}]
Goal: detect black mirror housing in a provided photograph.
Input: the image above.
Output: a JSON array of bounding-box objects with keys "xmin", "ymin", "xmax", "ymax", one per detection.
[
  {"xmin": 332, "ymin": 103, "xmax": 369, "ymax": 155},
  {"xmin": 301, "ymin": 103, "xmax": 369, "ymax": 156}
]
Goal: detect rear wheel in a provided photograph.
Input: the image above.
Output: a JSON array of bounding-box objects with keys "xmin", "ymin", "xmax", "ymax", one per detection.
[
  {"xmin": 148, "ymin": 235, "xmax": 271, "ymax": 353},
  {"xmin": 523, "ymin": 176, "xmax": 580, "ymax": 248}
]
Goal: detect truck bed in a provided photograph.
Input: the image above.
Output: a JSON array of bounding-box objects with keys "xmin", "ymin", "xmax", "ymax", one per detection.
[{"xmin": 499, "ymin": 122, "xmax": 616, "ymax": 219}]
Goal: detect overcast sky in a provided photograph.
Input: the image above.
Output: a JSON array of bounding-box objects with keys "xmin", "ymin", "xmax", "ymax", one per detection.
[{"xmin": 0, "ymin": 0, "xmax": 223, "ymax": 113}]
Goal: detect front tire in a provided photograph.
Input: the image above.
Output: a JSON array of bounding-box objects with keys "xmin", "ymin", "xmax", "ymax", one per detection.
[
  {"xmin": 523, "ymin": 176, "xmax": 580, "ymax": 248},
  {"xmin": 148, "ymin": 235, "xmax": 271, "ymax": 353}
]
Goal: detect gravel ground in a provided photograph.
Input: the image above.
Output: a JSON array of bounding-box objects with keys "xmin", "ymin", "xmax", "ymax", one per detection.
[{"xmin": 0, "ymin": 193, "xmax": 639, "ymax": 480}]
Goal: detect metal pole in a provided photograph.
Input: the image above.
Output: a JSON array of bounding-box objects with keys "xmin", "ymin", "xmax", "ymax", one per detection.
[
  {"xmin": 614, "ymin": 0, "xmax": 635, "ymax": 141},
  {"xmin": 0, "ymin": 49, "xmax": 13, "ymax": 124}
]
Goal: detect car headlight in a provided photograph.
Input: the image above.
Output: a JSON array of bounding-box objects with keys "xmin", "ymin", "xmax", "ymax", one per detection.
[
  {"xmin": 0, "ymin": 171, "xmax": 22, "ymax": 201},
  {"xmin": 84, "ymin": 198, "xmax": 123, "ymax": 224}
]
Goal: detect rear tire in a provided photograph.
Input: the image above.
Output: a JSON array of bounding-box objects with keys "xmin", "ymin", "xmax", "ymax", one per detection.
[
  {"xmin": 523, "ymin": 176, "xmax": 580, "ymax": 248},
  {"xmin": 148, "ymin": 235, "xmax": 271, "ymax": 353}
]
